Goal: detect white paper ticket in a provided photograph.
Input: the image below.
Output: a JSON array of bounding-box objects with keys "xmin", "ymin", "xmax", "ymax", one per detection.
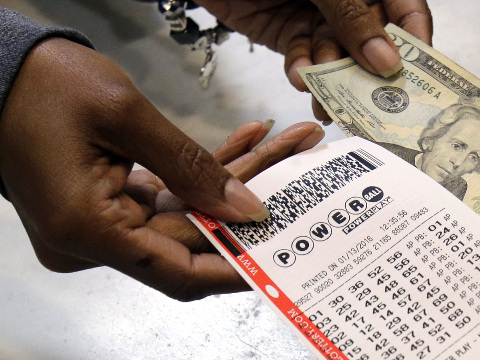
[{"xmin": 188, "ymin": 137, "xmax": 480, "ymax": 360}]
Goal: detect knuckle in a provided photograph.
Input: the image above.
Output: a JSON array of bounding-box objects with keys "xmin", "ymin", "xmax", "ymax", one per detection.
[
  {"xmin": 177, "ymin": 143, "xmax": 225, "ymax": 189},
  {"xmin": 180, "ymin": 142, "xmax": 210, "ymax": 170},
  {"xmin": 312, "ymin": 36, "xmax": 338, "ymax": 57},
  {"xmin": 93, "ymin": 198, "xmax": 140, "ymax": 239},
  {"xmin": 252, "ymin": 140, "xmax": 277, "ymax": 167},
  {"xmin": 83, "ymin": 72, "xmax": 142, "ymax": 130},
  {"xmin": 400, "ymin": 10, "xmax": 431, "ymax": 28},
  {"xmin": 334, "ymin": 0, "xmax": 370, "ymax": 24},
  {"xmin": 97, "ymin": 83, "xmax": 139, "ymax": 122}
]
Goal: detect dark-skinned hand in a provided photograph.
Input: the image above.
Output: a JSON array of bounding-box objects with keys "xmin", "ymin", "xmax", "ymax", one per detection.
[
  {"xmin": 0, "ymin": 38, "xmax": 325, "ymax": 301},
  {"xmin": 196, "ymin": 0, "xmax": 433, "ymax": 122}
]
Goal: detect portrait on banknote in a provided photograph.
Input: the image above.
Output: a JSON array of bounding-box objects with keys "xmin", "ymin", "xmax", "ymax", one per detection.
[{"xmin": 377, "ymin": 101, "xmax": 480, "ymax": 201}]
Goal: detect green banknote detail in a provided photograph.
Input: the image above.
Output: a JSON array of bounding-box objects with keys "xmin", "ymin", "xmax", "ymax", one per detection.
[{"xmin": 298, "ymin": 24, "xmax": 480, "ymax": 213}]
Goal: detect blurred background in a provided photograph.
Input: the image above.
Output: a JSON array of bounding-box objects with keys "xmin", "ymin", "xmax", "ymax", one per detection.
[{"xmin": 1, "ymin": 1, "xmax": 480, "ymax": 359}]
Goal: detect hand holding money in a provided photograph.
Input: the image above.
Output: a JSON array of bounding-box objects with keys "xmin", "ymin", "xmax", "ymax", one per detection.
[
  {"xmin": 195, "ymin": 0, "xmax": 432, "ymax": 91},
  {"xmin": 299, "ymin": 24, "xmax": 480, "ymax": 213}
]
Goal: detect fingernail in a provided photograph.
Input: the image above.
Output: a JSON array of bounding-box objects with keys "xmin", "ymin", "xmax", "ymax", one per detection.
[
  {"xmin": 362, "ymin": 37, "xmax": 402, "ymax": 78},
  {"xmin": 251, "ymin": 119, "xmax": 276, "ymax": 150},
  {"xmin": 295, "ymin": 127, "xmax": 325, "ymax": 153},
  {"xmin": 225, "ymin": 177, "xmax": 270, "ymax": 222},
  {"xmin": 262, "ymin": 119, "xmax": 275, "ymax": 132}
]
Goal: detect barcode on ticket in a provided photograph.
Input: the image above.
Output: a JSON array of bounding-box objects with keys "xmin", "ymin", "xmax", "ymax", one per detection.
[{"xmin": 226, "ymin": 149, "xmax": 384, "ymax": 251}]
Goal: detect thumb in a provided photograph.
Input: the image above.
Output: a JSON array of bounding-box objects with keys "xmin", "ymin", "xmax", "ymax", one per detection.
[
  {"xmin": 99, "ymin": 91, "xmax": 269, "ymax": 223},
  {"xmin": 312, "ymin": 0, "xmax": 402, "ymax": 78}
]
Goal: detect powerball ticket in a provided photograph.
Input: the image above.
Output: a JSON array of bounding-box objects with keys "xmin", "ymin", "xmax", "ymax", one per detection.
[{"xmin": 187, "ymin": 136, "xmax": 480, "ymax": 360}]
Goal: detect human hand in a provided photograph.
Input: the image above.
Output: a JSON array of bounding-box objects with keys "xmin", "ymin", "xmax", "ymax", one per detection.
[
  {"xmin": 196, "ymin": 0, "xmax": 432, "ymax": 121},
  {"xmin": 0, "ymin": 38, "xmax": 325, "ymax": 300},
  {"xmin": 128, "ymin": 119, "xmax": 324, "ymax": 300}
]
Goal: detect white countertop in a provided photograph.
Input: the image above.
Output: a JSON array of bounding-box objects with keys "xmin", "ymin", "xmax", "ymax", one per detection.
[{"xmin": 1, "ymin": 1, "xmax": 480, "ymax": 359}]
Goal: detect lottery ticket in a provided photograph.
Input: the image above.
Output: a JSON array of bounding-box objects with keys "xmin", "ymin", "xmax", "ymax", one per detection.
[{"xmin": 188, "ymin": 137, "xmax": 480, "ymax": 360}]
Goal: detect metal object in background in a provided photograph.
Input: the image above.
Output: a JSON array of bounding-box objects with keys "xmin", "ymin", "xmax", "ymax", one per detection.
[{"xmin": 137, "ymin": 0, "xmax": 234, "ymax": 89}]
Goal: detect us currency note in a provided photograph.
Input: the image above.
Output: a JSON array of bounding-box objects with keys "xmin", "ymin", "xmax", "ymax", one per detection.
[{"xmin": 298, "ymin": 24, "xmax": 480, "ymax": 213}]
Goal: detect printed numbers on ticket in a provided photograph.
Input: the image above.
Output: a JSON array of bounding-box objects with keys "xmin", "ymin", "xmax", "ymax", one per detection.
[{"xmin": 188, "ymin": 137, "xmax": 480, "ymax": 360}]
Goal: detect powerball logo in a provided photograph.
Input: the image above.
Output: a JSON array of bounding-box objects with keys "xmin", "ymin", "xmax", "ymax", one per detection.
[{"xmin": 273, "ymin": 186, "xmax": 392, "ymax": 268}]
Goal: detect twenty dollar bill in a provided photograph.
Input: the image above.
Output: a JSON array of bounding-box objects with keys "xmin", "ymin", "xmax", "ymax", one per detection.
[{"xmin": 298, "ymin": 24, "xmax": 480, "ymax": 213}]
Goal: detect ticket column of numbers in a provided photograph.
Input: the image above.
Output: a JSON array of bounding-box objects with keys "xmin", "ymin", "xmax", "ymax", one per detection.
[
  {"xmin": 405, "ymin": 209, "xmax": 480, "ymax": 358},
  {"xmin": 302, "ymin": 207, "xmax": 480, "ymax": 360}
]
